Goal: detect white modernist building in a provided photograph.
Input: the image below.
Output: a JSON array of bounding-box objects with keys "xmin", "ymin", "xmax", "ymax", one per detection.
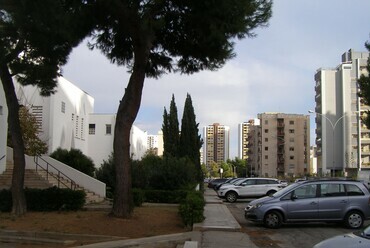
[
  {"xmin": 314, "ymin": 49, "xmax": 370, "ymax": 178},
  {"xmin": 0, "ymin": 77, "xmax": 148, "ymax": 170}
]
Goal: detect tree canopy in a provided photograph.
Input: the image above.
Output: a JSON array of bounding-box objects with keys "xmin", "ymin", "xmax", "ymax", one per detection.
[{"xmin": 358, "ymin": 41, "xmax": 370, "ymax": 127}]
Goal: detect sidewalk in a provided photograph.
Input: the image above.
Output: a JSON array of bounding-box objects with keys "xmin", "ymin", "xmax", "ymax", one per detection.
[{"xmin": 194, "ymin": 187, "xmax": 258, "ymax": 248}]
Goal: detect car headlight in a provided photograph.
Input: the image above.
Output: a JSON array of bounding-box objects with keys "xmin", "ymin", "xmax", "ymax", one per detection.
[{"xmin": 245, "ymin": 203, "xmax": 263, "ymax": 211}]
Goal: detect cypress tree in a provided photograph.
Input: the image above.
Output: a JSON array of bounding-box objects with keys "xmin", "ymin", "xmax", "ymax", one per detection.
[
  {"xmin": 180, "ymin": 93, "xmax": 203, "ymax": 182},
  {"xmin": 162, "ymin": 94, "xmax": 180, "ymax": 157}
]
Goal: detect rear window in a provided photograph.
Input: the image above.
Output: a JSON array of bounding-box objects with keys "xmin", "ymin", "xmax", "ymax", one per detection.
[{"xmin": 345, "ymin": 184, "xmax": 365, "ymax": 196}]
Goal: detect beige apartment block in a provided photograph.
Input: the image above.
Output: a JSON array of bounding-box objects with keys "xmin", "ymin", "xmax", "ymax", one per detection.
[
  {"xmin": 250, "ymin": 113, "xmax": 310, "ymax": 178},
  {"xmin": 203, "ymin": 123, "xmax": 230, "ymax": 167},
  {"xmin": 245, "ymin": 119, "xmax": 261, "ymax": 176}
]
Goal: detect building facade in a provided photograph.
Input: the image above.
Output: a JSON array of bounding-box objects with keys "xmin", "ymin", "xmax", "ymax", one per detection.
[
  {"xmin": 147, "ymin": 131, "xmax": 164, "ymax": 156},
  {"xmin": 314, "ymin": 49, "xmax": 370, "ymax": 178},
  {"xmin": 248, "ymin": 113, "xmax": 310, "ymax": 178},
  {"xmin": 245, "ymin": 119, "xmax": 261, "ymax": 176},
  {"xmin": 203, "ymin": 123, "xmax": 230, "ymax": 167},
  {"xmin": 1, "ymin": 77, "xmax": 148, "ymax": 169},
  {"xmin": 238, "ymin": 122, "xmax": 249, "ymax": 160}
]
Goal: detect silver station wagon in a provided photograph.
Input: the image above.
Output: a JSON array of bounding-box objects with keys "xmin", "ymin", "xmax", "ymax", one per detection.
[{"xmin": 245, "ymin": 179, "xmax": 370, "ymax": 229}]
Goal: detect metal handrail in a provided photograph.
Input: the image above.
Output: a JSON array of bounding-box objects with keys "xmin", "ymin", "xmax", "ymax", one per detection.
[
  {"xmin": 0, "ymin": 155, "xmax": 5, "ymax": 161},
  {"xmin": 33, "ymin": 156, "xmax": 77, "ymax": 190}
]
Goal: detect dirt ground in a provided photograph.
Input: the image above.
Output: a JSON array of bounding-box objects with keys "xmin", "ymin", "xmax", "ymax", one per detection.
[{"xmin": 0, "ymin": 205, "xmax": 188, "ymax": 247}]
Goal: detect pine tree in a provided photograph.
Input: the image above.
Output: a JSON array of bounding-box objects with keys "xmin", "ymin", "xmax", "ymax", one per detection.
[{"xmin": 179, "ymin": 94, "xmax": 203, "ymax": 182}]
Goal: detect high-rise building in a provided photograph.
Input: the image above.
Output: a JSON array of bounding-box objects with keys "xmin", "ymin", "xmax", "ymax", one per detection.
[
  {"xmin": 245, "ymin": 119, "xmax": 261, "ymax": 176},
  {"xmin": 238, "ymin": 122, "xmax": 250, "ymax": 160},
  {"xmin": 248, "ymin": 113, "xmax": 310, "ymax": 178},
  {"xmin": 147, "ymin": 131, "xmax": 164, "ymax": 156},
  {"xmin": 313, "ymin": 49, "xmax": 370, "ymax": 178},
  {"xmin": 203, "ymin": 123, "xmax": 230, "ymax": 167}
]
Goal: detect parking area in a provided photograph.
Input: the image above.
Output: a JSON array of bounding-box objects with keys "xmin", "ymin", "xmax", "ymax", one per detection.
[{"xmin": 225, "ymin": 199, "xmax": 370, "ymax": 248}]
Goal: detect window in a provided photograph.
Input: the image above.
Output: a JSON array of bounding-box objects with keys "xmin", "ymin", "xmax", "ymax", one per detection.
[
  {"xmin": 89, "ymin": 124, "xmax": 96, "ymax": 135},
  {"xmin": 289, "ymin": 147, "xmax": 294, "ymax": 151},
  {"xmin": 290, "ymin": 156, "xmax": 294, "ymax": 160},
  {"xmin": 265, "ymin": 138, "xmax": 268, "ymax": 142},
  {"xmin": 289, "ymin": 120, "xmax": 294, "ymax": 125},
  {"xmin": 293, "ymin": 184, "xmax": 317, "ymax": 199},
  {"xmin": 61, "ymin": 101, "xmax": 66, "ymax": 113},
  {"xmin": 265, "ymin": 155, "xmax": 268, "ymax": 159},
  {"xmin": 265, "ymin": 147, "xmax": 268, "ymax": 151},
  {"xmin": 81, "ymin": 118, "xmax": 84, "ymax": 140},
  {"xmin": 289, "ymin": 129, "xmax": 295, "ymax": 133},
  {"xmin": 0, "ymin": 106, "xmax": 2, "ymax": 115},
  {"xmin": 320, "ymin": 183, "xmax": 346, "ymax": 197},
  {"xmin": 265, "ymin": 120, "xmax": 268, "ymax": 125},
  {"xmin": 75, "ymin": 116, "xmax": 79, "ymax": 138},
  {"xmin": 345, "ymin": 184, "xmax": 365, "ymax": 196},
  {"xmin": 106, "ymin": 124, "xmax": 112, "ymax": 135},
  {"xmin": 264, "ymin": 129, "xmax": 268, "ymax": 133}
]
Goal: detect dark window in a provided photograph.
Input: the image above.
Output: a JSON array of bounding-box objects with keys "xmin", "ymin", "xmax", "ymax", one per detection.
[
  {"xmin": 345, "ymin": 184, "xmax": 365, "ymax": 196},
  {"xmin": 320, "ymin": 183, "xmax": 346, "ymax": 197},
  {"xmin": 89, "ymin": 124, "xmax": 95, "ymax": 135}
]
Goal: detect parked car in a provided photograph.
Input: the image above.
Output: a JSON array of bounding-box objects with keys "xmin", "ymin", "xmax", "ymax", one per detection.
[
  {"xmin": 279, "ymin": 180, "xmax": 289, "ymax": 187},
  {"xmin": 217, "ymin": 178, "xmax": 284, "ymax": 203},
  {"xmin": 244, "ymin": 178, "xmax": 370, "ymax": 229},
  {"xmin": 314, "ymin": 224, "xmax": 370, "ymax": 248},
  {"xmin": 214, "ymin": 177, "xmax": 245, "ymax": 190},
  {"xmin": 207, "ymin": 178, "xmax": 229, "ymax": 189}
]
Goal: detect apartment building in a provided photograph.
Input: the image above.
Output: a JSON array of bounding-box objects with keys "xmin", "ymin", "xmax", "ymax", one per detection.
[
  {"xmin": 248, "ymin": 113, "xmax": 310, "ymax": 178},
  {"xmin": 245, "ymin": 119, "xmax": 261, "ymax": 176},
  {"xmin": 147, "ymin": 131, "xmax": 164, "ymax": 156},
  {"xmin": 313, "ymin": 49, "xmax": 370, "ymax": 178},
  {"xmin": 238, "ymin": 122, "xmax": 249, "ymax": 160},
  {"xmin": 203, "ymin": 123, "xmax": 230, "ymax": 167}
]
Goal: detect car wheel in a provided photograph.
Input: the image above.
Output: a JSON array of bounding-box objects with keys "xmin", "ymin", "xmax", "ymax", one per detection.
[
  {"xmin": 344, "ymin": 211, "xmax": 364, "ymax": 229},
  {"xmin": 225, "ymin": 191, "xmax": 237, "ymax": 203},
  {"xmin": 266, "ymin": 190, "xmax": 277, "ymax": 196},
  {"xmin": 264, "ymin": 211, "xmax": 282, "ymax": 229}
]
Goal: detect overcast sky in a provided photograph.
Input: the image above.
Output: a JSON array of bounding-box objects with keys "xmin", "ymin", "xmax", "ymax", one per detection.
[{"xmin": 61, "ymin": 0, "xmax": 370, "ymax": 158}]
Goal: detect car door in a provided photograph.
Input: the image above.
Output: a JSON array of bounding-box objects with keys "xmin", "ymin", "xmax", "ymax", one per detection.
[
  {"xmin": 318, "ymin": 183, "xmax": 348, "ymax": 220},
  {"xmin": 238, "ymin": 179, "xmax": 257, "ymax": 197},
  {"xmin": 284, "ymin": 184, "xmax": 319, "ymax": 221},
  {"xmin": 255, "ymin": 179, "xmax": 269, "ymax": 196}
]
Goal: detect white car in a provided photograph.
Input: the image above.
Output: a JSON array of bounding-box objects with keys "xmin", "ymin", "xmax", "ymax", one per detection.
[
  {"xmin": 314, "ymin": 224, "xmax": 370, "ymax": 247},
  {"xmin": 217, "ymin": 178, "xmax": 284, "ymax": 203}
]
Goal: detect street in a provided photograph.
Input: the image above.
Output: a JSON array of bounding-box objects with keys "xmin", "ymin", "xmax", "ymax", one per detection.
[{"xmin": 225, "ymin": 199, "xmax": 370, "ymax": 248}]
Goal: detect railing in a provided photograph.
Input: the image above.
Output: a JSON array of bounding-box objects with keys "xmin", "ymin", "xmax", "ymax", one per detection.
[
  {"xmin": 34, "ymin": 156, "xmax": 77, "ymax": 190},
  {"xmin": 0, "ymin": 155, "xmax": 5, "ymax": 162}
]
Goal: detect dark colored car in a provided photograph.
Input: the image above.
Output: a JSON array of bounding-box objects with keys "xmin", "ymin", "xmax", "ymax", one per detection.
[
  {"xmin": 207, "ymin": 178, "xmax": 228, "ymax": 189},
  {"xmin": 245, "ymin": 178, "xmax": 370, "ymax": 229}
]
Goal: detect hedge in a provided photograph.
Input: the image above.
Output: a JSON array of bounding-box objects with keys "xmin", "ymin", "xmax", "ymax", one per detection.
[{"xmin": 0, "ymin": 187, "xmax": 86, "ymax": 212}]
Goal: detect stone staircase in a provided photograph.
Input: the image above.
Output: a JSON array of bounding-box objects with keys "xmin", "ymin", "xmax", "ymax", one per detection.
[{"xmin": 0, "ymin": 162, "xmax": 105, "ymax": 204}]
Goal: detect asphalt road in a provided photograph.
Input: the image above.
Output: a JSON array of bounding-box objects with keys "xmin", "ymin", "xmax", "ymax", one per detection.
[{"xmin": 225, "ymin": 199, "xmax": 370, "ymax": 248}]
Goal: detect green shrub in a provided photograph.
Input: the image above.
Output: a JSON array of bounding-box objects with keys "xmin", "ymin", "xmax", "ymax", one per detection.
[
  {"xmin": 0, "ymin": 189, "xmax": 12, "ymax": 212},
  {"xmin": 179, "ymin": 191, "xmax": 205, "ymax": 228},
  {"xmin": 132, "ymin": 188, "xmax": 145, "ymax": 206},
  {"xmin": 144, "ymin": 190, "xmax": 188, "ymax": 203},
  {"xmin": 0, "ymin": 187, "xmax": 86, "ymax": 212}
]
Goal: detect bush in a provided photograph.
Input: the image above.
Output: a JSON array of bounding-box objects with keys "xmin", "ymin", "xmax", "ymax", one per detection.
[
  {"xmin": 132, "ymin": 188, "xmax": 145, "ymax": 207},
  {"xmin": 178, "ymin": 191, "xmax": 205, "ymax": 228},
  {"xmin": 143, "ymin": 190, "xmax": 188, "ymax": 203},
  {"xmin": 0, "ymin": 187, "xmax": 86, "ymax": 212},
  {"xmin": 0, "ymin": 189, "xmax": 12, "ymax": 212}
]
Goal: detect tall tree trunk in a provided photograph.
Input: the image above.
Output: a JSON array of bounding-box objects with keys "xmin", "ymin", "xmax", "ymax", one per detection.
[
  {"xmin": 112, "ymin": 42, "xmax": 150, "ymax": 218},
  {"xmin": 0, "ymin": 63, "xmax": 27, "ymax": 216}
]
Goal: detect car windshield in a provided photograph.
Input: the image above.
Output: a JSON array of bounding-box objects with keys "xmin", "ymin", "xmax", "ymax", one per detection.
[{"xmin": 271, "ymin": 183, "xmax": 299, "ymax": 197}]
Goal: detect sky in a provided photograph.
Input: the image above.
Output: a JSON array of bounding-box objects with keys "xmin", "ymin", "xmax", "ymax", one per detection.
[{"xmin": 61, "ymin": 0, "xmax": 370, "ymax": 158}]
